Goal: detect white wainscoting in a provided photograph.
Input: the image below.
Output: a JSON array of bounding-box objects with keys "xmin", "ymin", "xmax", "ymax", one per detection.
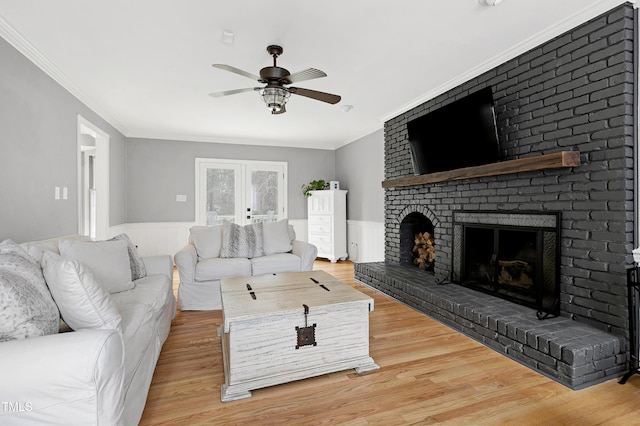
[
  {"xmin": 108, "ymin": 222, "xmax": 195, "ymax": 259},
  {"xmin": 347, "ymin": 220, "xmax": 385, "ymax": 263},
  {"xmin": 109, "ymin": 219, "xmax": 383, "ymax": 263}
]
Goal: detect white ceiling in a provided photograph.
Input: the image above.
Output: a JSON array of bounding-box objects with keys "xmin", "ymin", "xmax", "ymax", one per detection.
[{"xmin": 0, "ymin": 0, "xmax": 632, "ymax": 149}]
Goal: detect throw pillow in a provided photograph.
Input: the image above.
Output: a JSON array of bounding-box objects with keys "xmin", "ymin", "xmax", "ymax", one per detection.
[
  {"xmin": 0, "ymin": 240, "xmax": 60, "ymax": 342},
  {"xmin": 109, "ymin": 233, "xmax": 147, "ymax": 280},
  {"xmin": 263, "ymin": 219, "xmax": 293, "ymax": 255},
  {"xmin": 22, "ymin": 235, "xmax": 92, "ymax": 265},
  {"xmin": 220, "ymin": 221, "xmax": 264, "ymax": 258},
  {"xmin": 58, "ymin": 239, "xmax": 133, "ymax": 294},
  {"xmin": 41, "ymin": 251, "xmax": 121, "ymax": 332},
  {"xmin": 190, "ymin": 225, "xmax": 223, "ymax": 259}
]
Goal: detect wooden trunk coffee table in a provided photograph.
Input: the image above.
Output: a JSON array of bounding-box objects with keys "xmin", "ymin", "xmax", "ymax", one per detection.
[{"xmin": 219, "ymin": 270, "xmax": 379, "ymax": 402}]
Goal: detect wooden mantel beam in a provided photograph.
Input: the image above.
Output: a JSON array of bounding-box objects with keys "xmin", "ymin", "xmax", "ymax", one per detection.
[{"xmin": 381, "ymin": 151, "xmax": 581, "ymax": 189}]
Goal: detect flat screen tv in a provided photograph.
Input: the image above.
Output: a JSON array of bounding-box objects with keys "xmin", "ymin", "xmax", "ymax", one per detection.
[{"xmin": 407, "ymin": 86, "xmax": 500, "ymax": 175}]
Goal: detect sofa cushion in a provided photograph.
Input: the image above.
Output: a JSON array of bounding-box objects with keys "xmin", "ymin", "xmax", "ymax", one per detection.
[
  {"xmin": 20, "ymin": 234, "xmax": 91, "ymax": 263},
  {"xmin": 111, "ymin": 300, "xmax": 154, "ymax": 389},
  {"xmin": 195, "ymin": 257, "xmax": 251, "ymax": 282},
  {"xmin": 251, "ymin": 253, "xmax": 302, "ymax": 276},
  {"xmin": 263, "ymin": 219, "xmax": 293, "ymax": 255},
  {"xmin": 110, "ymin": 275, "xmax": 172, "ymax": 322},
  {"xmin": 190, "ymin": 225, "xmax": 223, "ymax": 259},
  {"xmin": 0, "ymin": 240, "xmax": 60, "ymax": 342},
  {"xmin": 220, "ymin": 221, "xmax": 264, "ymax": 258},
  {"xmin": 41, "ymin": 251, "xmax": 122, "ymax": 332},
  {"xmin": 59, "ymin": 239, "xmax": 134, "ymax": 294},
  {"xmin": 109, "ymin": 234, "xmax": 147, "ymax": 280}
]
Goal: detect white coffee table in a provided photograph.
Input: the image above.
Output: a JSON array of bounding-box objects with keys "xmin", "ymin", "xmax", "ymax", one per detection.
[{"xmin": 219, "ymin": 270, "xmax": 379, "ymax": 402}]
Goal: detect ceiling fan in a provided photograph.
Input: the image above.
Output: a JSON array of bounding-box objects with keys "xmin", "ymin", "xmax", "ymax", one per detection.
[{"xmin": 209, "ymin": 45, "xmax": 341, "ymax": 114}]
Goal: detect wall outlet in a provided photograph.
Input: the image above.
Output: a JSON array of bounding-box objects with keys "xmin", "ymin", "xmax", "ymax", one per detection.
[{"xmin": 176, "ymin": 194, "xmax": 187, "ymax": 202}]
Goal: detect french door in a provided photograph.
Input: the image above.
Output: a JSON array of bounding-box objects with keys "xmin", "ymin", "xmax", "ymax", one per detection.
[{"xmin": 195, "ymin": 158, "xmax": 287, "ymax": 225}]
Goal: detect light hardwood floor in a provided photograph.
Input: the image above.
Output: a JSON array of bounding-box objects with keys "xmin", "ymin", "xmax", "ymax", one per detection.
[{"xmin": 140, "ymin": 260, "xmax": 640, "ymax": 425}]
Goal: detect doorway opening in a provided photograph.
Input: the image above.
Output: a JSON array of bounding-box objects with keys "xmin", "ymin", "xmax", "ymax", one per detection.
[{"xmin": 77, "ymin": 115, "xmax": 109, "ymax": 240}]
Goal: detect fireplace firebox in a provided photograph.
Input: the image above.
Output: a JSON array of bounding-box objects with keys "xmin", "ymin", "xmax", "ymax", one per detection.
[
  {"xmin": 400, "ymin": 212, "xmax": 435, "ymax": 272},
  {"xmin": 452, "ymin": 211, "xmax": 560, "ymax": 318}
]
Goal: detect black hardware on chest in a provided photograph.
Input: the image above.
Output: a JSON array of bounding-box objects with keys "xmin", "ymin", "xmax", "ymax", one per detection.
[{"xmin": 295, "ymin": 304, "xmax": 317, "ymax": 349}]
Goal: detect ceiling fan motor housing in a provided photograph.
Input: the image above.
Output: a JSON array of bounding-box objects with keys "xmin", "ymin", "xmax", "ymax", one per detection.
[{"xmin": 259, "ymin": 66, "xmax": 291, "ymax": 84}]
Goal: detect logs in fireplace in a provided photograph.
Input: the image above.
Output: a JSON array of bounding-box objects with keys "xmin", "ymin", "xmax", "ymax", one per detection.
[
  {"xmin": 497, "ymin": 259, "xmax": 534, "ymax": 288},
  {"xmin": 412, "ymin": 232, "xmax": 435, "ymax": 270}
]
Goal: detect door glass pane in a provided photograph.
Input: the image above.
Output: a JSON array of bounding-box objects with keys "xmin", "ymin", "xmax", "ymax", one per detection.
[
  {"xmin": 206, "ymin": 168, "xmax": 236, "ymax": 224},
  {"xmin": 250, "ymin": 170, "xmax": 279, "ymax": 222}
]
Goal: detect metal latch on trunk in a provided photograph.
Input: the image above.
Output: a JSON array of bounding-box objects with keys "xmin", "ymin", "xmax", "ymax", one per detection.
[{"xmin": 295, "ymin": 304, "xmax": 317, "ymax": 349}]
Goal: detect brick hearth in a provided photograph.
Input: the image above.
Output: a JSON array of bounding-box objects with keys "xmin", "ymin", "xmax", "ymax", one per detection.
[{"xmin": 356, "ymin": 262, "xmax": 624, "ymax": 389}]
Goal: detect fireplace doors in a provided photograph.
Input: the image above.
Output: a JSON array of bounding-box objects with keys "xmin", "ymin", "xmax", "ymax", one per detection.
[{"xmin": 452, "ymin": 211, "xmax": 560, "ymax": 318}]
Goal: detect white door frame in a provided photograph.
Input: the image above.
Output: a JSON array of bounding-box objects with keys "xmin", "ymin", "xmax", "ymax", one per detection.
[
  {"xmin": 77, "ymin": 115, "xmax": 110, "ymax": 240},
  {"xmin": 195, "ymin": 158, "xmax": 287, "ymax": 226}
]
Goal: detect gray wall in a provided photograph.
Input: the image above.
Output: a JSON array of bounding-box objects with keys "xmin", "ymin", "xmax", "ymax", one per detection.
[
  {"xmin": 126, "ymin": 138, "xmax": 335, "ymax": 222},
  {"xmin": 0, "ymin": 27, "xmax": 386, "ymax": 239},
  {"xmin": 335, "ymin": 129, "xmax": 385, "ymax": 222},
  {"xmin": 0, "ymin": 36, "xmax": 127, "ymax": 242}
]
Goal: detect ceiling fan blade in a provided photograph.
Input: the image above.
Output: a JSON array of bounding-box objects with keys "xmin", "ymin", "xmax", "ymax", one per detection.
[
  {"xmin": 286, "ymin": 68, "xmax": 327, "ymax": 84},
  {"xmin": 212, "ymin": 64, "xmax": 261, "ymax": 81},
  {"xmin": 289, "ymin": 87, "xmax": 341, "ymax": 104},
  {"xmin": 208, "ymin": 87, "xmax": 259, "ymax": 98}
]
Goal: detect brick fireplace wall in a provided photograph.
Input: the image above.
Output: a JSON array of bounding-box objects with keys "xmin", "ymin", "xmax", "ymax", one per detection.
[{"xmin": 382, "ymin": 3, "xmax": 635, "ymax": 337}]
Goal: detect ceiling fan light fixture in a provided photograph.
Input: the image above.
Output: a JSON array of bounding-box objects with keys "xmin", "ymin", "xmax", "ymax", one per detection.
[{"xmin": 261, "ymin": 86, "xmax": 290, "ymax": 113}]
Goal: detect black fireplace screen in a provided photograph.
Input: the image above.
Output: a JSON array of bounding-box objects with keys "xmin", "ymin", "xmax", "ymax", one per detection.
[{"xmin": 453, "ymin": 211, "xmax": 560, "ymax": 318}]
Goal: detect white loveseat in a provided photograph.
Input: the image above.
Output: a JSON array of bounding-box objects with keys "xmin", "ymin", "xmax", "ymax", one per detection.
[
  {"xmin": 0, "ymin": 235, "xmax": 176, "ymax": 426},
  {"xmin": 175, "ymin": 220, "xmax": 317, "ymax": 310}
]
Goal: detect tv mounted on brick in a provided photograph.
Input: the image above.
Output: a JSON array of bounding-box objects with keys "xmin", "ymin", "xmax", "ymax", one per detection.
[{"xmin": 407, "ymin": 86, "xmax": 500, "ymax": 175}]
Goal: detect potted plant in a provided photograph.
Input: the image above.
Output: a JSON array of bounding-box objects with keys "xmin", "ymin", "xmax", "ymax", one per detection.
[{"xmin": 301, "ymin": 179, "xmax": 329, "ymax": 197}]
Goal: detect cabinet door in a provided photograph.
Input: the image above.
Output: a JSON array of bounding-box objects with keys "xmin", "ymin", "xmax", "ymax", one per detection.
[{"xmin": 308, "ymin": 191, "xmax": 334, "ymax": 215}]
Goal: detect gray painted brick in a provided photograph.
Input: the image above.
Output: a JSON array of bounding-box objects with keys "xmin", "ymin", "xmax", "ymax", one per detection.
[{"xmin": 379, "ymin": 3, "xmax": 633, "ymax": 390}]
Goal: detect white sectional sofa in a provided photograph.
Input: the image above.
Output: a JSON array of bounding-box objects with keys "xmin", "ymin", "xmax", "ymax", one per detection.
[
  {"xmin": 0, "ymin": 235, "xmax": 175, "ymax": 426},
  {"xmin": 175, "ymin": 220, "xmax": 317, "ymax": 310}
]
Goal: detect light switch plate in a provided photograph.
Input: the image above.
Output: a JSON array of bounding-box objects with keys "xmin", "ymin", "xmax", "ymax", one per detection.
[
  {"xmin": 54, "ymin": 186, "xmax": 60, "ymax": 200},
  {"xmin": 62, "ymin": 187, "xmax": 68, "ymax": 200}
]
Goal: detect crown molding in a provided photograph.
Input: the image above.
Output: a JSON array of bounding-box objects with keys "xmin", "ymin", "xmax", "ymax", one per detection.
[
  {"xmin": 0, "ymin": 15, "xmax": 129, "ymax": 136},
  {"xmin": 381, "ymin": 0, "xmax": 635, "ymax": 123},
  {"xmin": 126, "ymin": 130, "xmax": 344, "ymax": 150}
]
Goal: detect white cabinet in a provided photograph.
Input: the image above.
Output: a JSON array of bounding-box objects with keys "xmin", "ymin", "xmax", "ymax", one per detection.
[{"xmin": 307, "ymin": 190, "xmax": 347, "ymax": 263}]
